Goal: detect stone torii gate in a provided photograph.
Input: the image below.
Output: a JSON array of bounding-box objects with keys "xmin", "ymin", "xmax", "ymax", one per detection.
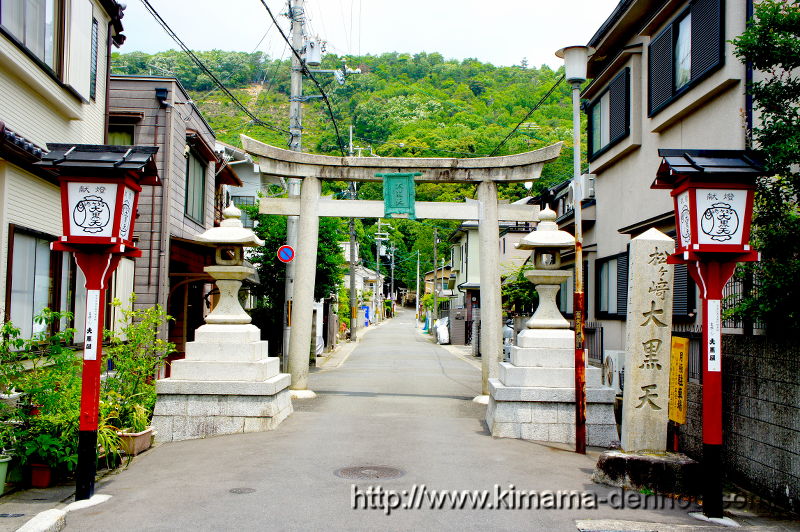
[{"xmin": 241, "ymin": 135, "xmax": 562, "ymax": 398}]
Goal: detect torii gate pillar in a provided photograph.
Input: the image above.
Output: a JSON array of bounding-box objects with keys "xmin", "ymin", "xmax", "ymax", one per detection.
[
  {"xmin": 477, "ymin": 181, "xmax": 502, "ymax": 396},
  {"xmin": 287, "ymin": 176, "xmax": 321, "ymax": 395}
]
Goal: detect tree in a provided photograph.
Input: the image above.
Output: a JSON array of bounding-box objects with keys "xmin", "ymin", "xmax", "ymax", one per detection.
[{"xmin": 732, "ymin": 0, "xmax": 800, "ymax": 335}]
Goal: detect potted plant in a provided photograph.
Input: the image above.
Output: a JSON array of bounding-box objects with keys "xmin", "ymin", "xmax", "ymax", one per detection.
[{"xmin": 103, "ymin": 298, "xmax": 173, "ymax": 456}]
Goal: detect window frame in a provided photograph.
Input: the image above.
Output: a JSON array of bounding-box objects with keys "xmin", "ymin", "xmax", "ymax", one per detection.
[
  {"xmin": 0, "ymin": 0, "xmax": 63, "ymax": 78},
  {"xmin": 89, "ymin": 16, "xmax": 98, "ymax": 100},
  {"xmin": 4, "ymin": 224, "xmax": 78, "ymax": 339},
  {"xmin": 595, "ymin": 251, "xmax": 629, "ymax": 320},
  {"xmin": 184, "ymin": 148, "xmax": 207, "ymax": 224},
  {"xmin": 586, "ymin": 67, "xmax": 630, "ymax": 162},
  {"xmin": 231, "ymin": 195, "xmax": 256, "ymax": 228},
  {"xmin": 647, "ymin": 0, "xmax": 725, "ymax": 117}
]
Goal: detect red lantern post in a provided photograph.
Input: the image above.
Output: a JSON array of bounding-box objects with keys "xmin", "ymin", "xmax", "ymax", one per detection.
[
  {"xmin": 38, "ymin": 144, "xmax": 159, "ymax": 500},
  {"xmin": 652, "ymin": 149, "xmax": 762, "ymax": 518}
]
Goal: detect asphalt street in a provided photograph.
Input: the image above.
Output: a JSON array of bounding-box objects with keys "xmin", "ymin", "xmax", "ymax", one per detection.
[{"xmin": 63, "ymin": 310, "xmax": 726, "ymax": 531}]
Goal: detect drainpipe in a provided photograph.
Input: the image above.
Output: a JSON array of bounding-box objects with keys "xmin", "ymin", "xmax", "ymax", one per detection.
[{"xmin": 158, "ymin": 88, "xmax": 174, "ymax": 341}]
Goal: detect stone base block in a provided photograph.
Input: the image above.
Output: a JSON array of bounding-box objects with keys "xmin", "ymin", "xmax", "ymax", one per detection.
[
  {"xmin": 592, "ymin": 450, "xmax": 701, "ymax": 496},
  {"xmin": 152, "ymin": 387, "xmax": 292, "ymax": 443},
  {"xmin": 169, "ymin": 357, "xmax": 279, "ymax": 382},
  {"xmin": 185, "ymin": 340, "xmax": 268, "ymax": 362},
  {"xmin": 486, "ymin": 380, "xmax": 618, "ymax": 448},
  {"xmin": 193, "ymin": 324, "xmax": 262, "ymax": 343},
  {"xmin": 510, "ymin": 346, "xmax": 574, "ymax": 368},
  {"xmin": 156, "ymin": 373, "xmax": 291, "ymax": 396},
  {"xmin": 499, "ymin": 363, "xmax": 602, "ymax": 388},
  {"xmin": 517, "ymin": 329, "xmax": 573, "ymax": 349}
]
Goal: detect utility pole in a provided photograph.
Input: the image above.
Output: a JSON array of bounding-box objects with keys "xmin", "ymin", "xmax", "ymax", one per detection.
[
  {"xmin": 415, "ymin": 250, "xmax": 420, "ymax": 321},
  {"xmin": 432, "ymin": 228, "xmax": 438, "ymax": 321},
  {"xmin": 375, "ymin": 220, "xmax": 382, "ymax": 320},
  {"xmin": 348, "ymin": 127, "xmax": 357, "ymax": 341},
  {"xmin": 282, "ymin": 0, "xmax": 305, "ymax": 370}
]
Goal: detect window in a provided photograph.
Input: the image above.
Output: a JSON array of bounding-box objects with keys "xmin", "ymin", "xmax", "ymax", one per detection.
[
  {"xmin": 648, "ymin": 0, "xmax": 724, "ymax": 116},
  {"xmin": 108, "ymin": 124, "xmax": 134, "ymax": 145},
  {"xmin": 231, "ymin": 195, "xmax": 256, "ymax": 228},
  {"xmin": 89, "ymin": 17, "xmax": 98, "ymax": 99},
  {"xmin": 6, "ymin": 227, "xmax": 83, "ymax": 340},
  {"xmin": 597, "ymin": 252, "xmax": 629, "ymax": 319},
  {"xmin": 0, "ymin": 0, "xmax": 58, "ymax": 70},
  {"xmin": 185, "ymin": 150, "xmax": 206, "ymax": 223},
  {"xmin": 587, "ymin": 68, "xmax": 630, "ymax": 160}
]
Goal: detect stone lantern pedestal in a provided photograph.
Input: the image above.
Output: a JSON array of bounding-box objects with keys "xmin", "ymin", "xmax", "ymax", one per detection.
[
  {"xmin": 152, "ymin": 206, "xmax": 292, "ymax": 442},
  {"xmin": 486, "ymin": 208, "xmax": 616, "ymax": 446}
]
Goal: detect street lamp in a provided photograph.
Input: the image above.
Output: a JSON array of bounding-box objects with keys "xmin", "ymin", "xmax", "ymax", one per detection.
[
  {"xmin": 555, "ymin": 44, "xmax": 594, "ymax": 455},
  {"xmin": 38, "ymin": 144, "xmax": 159, "ymax": 500},
  {"xmin": 652, "ymin": 148, "xmax": 762, "ymax": 518}
]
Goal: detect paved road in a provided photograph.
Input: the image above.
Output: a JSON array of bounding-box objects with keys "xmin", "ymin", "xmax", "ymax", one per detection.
[{"xmin": 65, "ymin": 310, "xmax": 714, "ymax": 531}]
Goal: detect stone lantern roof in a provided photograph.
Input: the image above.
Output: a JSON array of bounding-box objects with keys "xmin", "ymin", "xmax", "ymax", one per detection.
[
  {"xmin": 516, "ymin": 207, "xmax": 576, "ymax": 250},
  {"xmin": 195, "ymin": 204, "xmax": 265, "ymax": 247}
]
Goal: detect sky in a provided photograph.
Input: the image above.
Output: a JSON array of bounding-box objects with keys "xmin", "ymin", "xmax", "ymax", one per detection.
[{"xmin": 120, "ymin": 0, "xmax": 621, "ymax": 69}]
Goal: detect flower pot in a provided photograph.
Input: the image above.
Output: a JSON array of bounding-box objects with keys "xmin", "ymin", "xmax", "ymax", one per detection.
[
  {"xmin": 117, "ymin": 427, "xmax": 154, "ymax": 456},
  {"xmin": 0, "ymin": 455, "xmax": 11, "ymax": 493},
  {"xmin": 29, "ymin": 463, "xmax": 52, "ymax": 488}
]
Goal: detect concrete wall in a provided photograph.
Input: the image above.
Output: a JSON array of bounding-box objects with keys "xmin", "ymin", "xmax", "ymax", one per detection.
[{"xmin": 678, "ymin": 335, "xmax": 800, "ymax": 512}]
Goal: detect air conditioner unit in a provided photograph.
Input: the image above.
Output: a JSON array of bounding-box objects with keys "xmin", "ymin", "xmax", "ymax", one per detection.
[
  {"xmin": 580, "ymin": 173, "xmax": 596, "ymax": 201},
  {"xmin": 602, "ymin": 349, "xmax": 625, "ymax": 393}
]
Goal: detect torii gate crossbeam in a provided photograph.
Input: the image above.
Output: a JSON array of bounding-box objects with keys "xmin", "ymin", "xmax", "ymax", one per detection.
[{"xmin": 241, "ymin": 135, "xmax": 563, "ymax": 398}]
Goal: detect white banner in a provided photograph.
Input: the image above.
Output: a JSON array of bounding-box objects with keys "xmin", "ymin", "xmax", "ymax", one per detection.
[
  {"xmin": 83, "ymin": 290, "xmax": 101, "ymax": 361},
  {"xmin": 707, "ymin": 299, "xmax": 721, "ymax": 372}
]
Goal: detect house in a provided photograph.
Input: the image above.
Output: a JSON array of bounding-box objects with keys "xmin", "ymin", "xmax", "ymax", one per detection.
[
  {"xmin": 107, "ymin": 74, "xmax": 243, "ymax": 362},
  {"xmin": 578, "ymin": 0, "xmax": 798, "ymax": 510},
  {"xmin": 0, "ymin": 0, "xmax": 126, "ymax": 340},
  {"xmin": 448, "ymin": 218, "xmax": 535, "ymax": 323}
]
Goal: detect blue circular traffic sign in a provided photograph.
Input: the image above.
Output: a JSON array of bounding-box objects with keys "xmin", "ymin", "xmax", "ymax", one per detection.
[{"xmin": 277, "ymin": 245, "xmax": 295, "ymax": 263}]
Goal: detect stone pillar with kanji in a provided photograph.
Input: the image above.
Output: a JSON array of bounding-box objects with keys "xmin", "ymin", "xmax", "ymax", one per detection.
[{"xmin": 620, "ymin": 228, "xmax": 675, "ymax": 452}]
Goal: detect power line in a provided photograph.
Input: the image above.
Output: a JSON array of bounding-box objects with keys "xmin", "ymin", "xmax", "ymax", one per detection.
[
  {"xmin": 140, "ymin": 0, "xmax": 289, "ymax": 135},
  {"xmin": 259, "ymin": 0, "xmax": 348, "ymax": 157},
  {"xmin": 488, "ymin": 74, "xmax": 565, "ymax": 157}
]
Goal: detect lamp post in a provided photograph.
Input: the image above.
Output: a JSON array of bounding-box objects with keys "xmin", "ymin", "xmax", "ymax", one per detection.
[
  {"xmin": 38, "ymin": 144, "xmax": 159, "ymax": 500},
  {"xmin": 556, "ymin": 45, "xmax": 593, "ymax": 454},
  {"xmin": 652, "ymin": 148, "xmax": 762, "ymax": 518}
]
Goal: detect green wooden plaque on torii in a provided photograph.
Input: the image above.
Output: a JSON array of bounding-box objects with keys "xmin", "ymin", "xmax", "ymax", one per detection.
[{"xmin": 378, "ymin": 172, "xmax": 421, "ymax": 220}]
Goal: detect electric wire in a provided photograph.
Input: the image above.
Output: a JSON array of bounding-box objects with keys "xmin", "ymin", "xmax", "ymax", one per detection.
[
  {"xmin": 488, "ymin": 74, "xmax": 565, "ymax": 157},
  {"xmin": 140, "ymin": 0, "xmax": 290, "ymax": 135},
  {"xmin": 259, "ymin": 0, "xmax": 348, "ymax": 156}
]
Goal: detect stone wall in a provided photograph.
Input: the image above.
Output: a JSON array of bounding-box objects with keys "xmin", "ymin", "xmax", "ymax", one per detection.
[{"xmin": 677, "ymin": 335, "xmax": 800, "ymax": 511}]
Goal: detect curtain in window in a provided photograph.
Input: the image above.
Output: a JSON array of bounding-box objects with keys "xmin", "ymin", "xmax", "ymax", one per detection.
[
  {"xmin": 10, "ymin": 233, "xmax": 51, "ymax": 338},
  {"xmin": 675, "ymin": 15, "xmax": 692, "ymax": 89}
]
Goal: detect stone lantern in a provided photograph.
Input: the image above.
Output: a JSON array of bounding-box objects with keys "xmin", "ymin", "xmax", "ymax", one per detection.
[
  {"xmin": 516, "ymin": 207, "xmax": 576, "ymax": 331},
  {"xmin": 152, "ymin": 204, "xmax": 292, "ymax": 442},
  {"xmin": 194, "ymin": 204, "xmax": 264, "ymax": 325},
  {"xmin": 485, "ymin": 207, "xmax": 616, "ymax": 446}
]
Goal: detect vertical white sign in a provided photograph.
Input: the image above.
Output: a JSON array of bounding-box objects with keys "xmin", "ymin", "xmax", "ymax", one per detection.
[
  {"xmin": 707, "ymin": 299, "xmax": 722, "ymax": 372},
  {"xmin": 83, "ymin": 290, "xmax": 101, "ymax": 361},
  {"xmin": 118, "ymin": 186, "xmax": 135, "ymax": 241},
  {"xmin": 677, "ymin": 191, "xmax": 692, "ymax": 248}
]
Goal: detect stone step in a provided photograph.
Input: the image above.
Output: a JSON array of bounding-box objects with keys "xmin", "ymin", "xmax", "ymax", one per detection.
[
  {"xmin": 488, "ymin": 378, "xmax": 616, "ymax": 403},
  {"xmin": 184, "ymin": 340, "xmax": 269, "ymax": 362},
  {"xmin": 156, "ymin": 372, "xmax": 291, "ymax": 396},
  {"xmin": 516, "ymin": 328, "xmax": 574, "ymax": 349},
  {"xmin": 192, "ymin": 324, "xmax": 262, "ymax": 344},
  {"xmin": 169, "ymin": 357, "xmax": 280, "ymax": 382},
  {"xmin": 499, "ymin": 363, "xmax": 602, "ymax": 388},
  {"xmin": 510, "ymin": 346, "xmax": 574, "ymax": 367}
]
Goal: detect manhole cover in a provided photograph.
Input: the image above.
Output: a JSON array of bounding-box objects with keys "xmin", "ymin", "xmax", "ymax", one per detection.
[
  {"xmin": 229, "ymin": 488, "xmax": 256, "ymax": 494},
  {"xmin": 334, "ymin": 466, "xmax": 404, "ymax": 480}
]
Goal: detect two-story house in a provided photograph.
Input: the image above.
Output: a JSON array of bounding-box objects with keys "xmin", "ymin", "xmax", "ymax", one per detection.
[
  {"xmin": 108, "ymin": 75, "xmax": 243, "ymax": 363},
  {"xmin": 1, "ymin": 0, "xmax": 126, "ymax": 340},
  {"xmin": 577, "ymin": 0, "xmax": 749, "ymax": 363}
]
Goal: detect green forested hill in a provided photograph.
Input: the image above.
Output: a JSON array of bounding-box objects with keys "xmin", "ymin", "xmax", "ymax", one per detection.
[{"xmin": 111, "ymin": 49, "xmax": 584, "ymax": 304}]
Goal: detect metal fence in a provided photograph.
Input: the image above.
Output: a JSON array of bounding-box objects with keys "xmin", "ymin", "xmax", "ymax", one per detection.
[
  {"xmin": 585, "ymin": 322, "xmax": 604, "ymax": 366},
  {"xmin": 672, "ymin": 323, "xmax": 703, "ymax": 383},
  {"xmin": 722, "ymin": 274, "xmax": 766, "ymax": 330}
]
